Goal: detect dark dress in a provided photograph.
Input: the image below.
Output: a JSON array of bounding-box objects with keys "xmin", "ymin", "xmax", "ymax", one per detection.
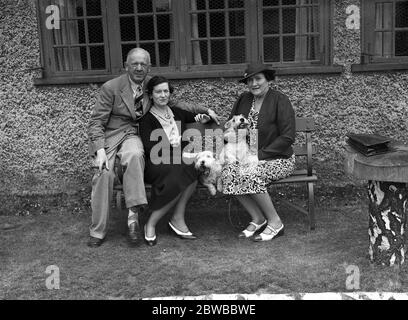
[{"xmin": 140, "ymin": 107, "xmax": 199, "ymax": 210}]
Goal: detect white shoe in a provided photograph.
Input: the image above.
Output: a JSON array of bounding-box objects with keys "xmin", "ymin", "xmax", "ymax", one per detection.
[
  {"xmin": 253, "ymin": 224, "xmax": 284, "ymax": 242},
  {"xmin": 238, "ymin": 220, "xmax": 267, "ymax": 238}
]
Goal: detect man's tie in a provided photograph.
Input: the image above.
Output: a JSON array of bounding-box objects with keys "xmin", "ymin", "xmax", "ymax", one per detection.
[{"xmin": 134, "ymin": 84, "xmax": 143, "ymax": 118}]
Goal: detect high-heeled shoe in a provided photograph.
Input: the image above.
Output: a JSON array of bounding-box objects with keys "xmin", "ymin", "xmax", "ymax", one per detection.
[
  {"xmin": 238, "ymin": 220, "xmax": 267, "ymax": 238},
  {"xmin": 144, "ymin": 225, "xmax": 157, "ymax": 246},
  {"xmin": 252, "ymin": 223, "xmax": 284, "ymax": 242},
  {"xmin": 168, "ymin": 221, "xmax": 197, "ymax": 240}
]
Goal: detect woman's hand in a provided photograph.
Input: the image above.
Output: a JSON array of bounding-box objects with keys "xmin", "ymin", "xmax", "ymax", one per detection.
[{"xmin": 194, "ymin": 113, "xmax": 211, "ymax": 124}]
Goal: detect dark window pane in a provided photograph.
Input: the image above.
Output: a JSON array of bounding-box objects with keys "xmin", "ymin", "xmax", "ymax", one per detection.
[
  {"xmin": 191, "ymin": 13, "xmax": 206, "ymax": 38},
  {"xmin": 80, "ymin": 46, "xmax": 88, "ymax": 69},
  {"xmin": 77, "ymin": 20, "xmax": 85, "ymax": 43},
  {"xmin": 85, "ymin": 0, "xmax": 101, "ymax": 16},
  {"xmin": 211, "ymin": 40, "xmax": 226, "ymax": 64},
  {"xmin": 122, "ymin": 44, "xmax": 137, "ymax": 63},
  {"xmin": 191, "ymin": 40, "xmax": 208, "ymax": 65},
  {"xmin": 156, "ymin": 0, "xmax": 171, "ymax": 12},
  {"xmin": 395, "ymin": 31, "xmax": 408, "ymax": 56},
  {"xmin": 283, "ymin": 36, "xmax": 295, "ymax": 61},
  {"xmin": 197, "ymin": 13, "xmax": 207, "ymax": 37},
  {"xmin": 209, "ymin": 0, "xmax": 225, "ymax": 9},
  {"xmin": 90, "ymin": 46, "xmax": 105, "ymax": 69},
  {"xmin": 120, "ymin": 17, "xmax": 136, "ymax": 41},
  {"xmin": 158, "ymin": 42, "xmax": 174, "ymax": 66},
  {"xmin": 139, "ymin": 16, "xmax": 155, "ymax": 40},
  {"xmin": 210, "ymin": 13, "xmax": 225, "ymax": 37},
  {"xmin": 264, "ymin": 37, "xmax": 280, "ymax": 62},
  {"xmin": 74, "ymin": 0, "xmax": 84, "ymax": 17},
  {"xmin": 230, "ymin": 39, "xmax": 246, "ymax": 63},
  {"xmin": 263, "ymin": 0, "xmax": 279, "ymax": 6},
  {"xmin": 88, "ymin": 19, "xmax": 104, "ymax": 43},
  {"xmin": 282, "ymin": 8, "xmax": 296, "ymax": 33},
  {"xmin": 282, "ymin": 0, "xmax": 296, "ymax": 5},
  {"xmin": 396, "ymin": 1, "xmax": 408, "ymax": 28},
  {"xmin": 229, "ymin": 11, "xmax": 245, "ymax": 36},
  {"xmin": 228, "ymin": 0, "xmax": 244, "ymax": 8},
  {"xmin": 119, "ymin": 0, "xmax": 134, "ymax": 14},
  {"xmin": 195, "ymin": 0, "xmax": 206, "ymax": 10},
  {"xmin": 157, "ymin": 15, "xmax": 171, "ymax": 39},
  {"xmin": 142, "ymin": 43, "xmax": 156, "ymax": 66},
  {"xmin": 263, "ymin": 9, "xmax": 279, "ymax": 34},
  {"xmin": 137, "ymin": 0, "xmax": 153, "ymax": 13}
]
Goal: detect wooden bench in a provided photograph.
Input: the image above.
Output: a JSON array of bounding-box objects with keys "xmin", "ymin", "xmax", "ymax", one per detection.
[{"xmin": 113, "ymin": 117, "xmax": 317, "ymax": 230}]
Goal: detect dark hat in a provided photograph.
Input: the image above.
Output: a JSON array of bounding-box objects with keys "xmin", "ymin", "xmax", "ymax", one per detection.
[{"xmin": 238, "ymin": 62, "xmax": 276, "ymax": 84}]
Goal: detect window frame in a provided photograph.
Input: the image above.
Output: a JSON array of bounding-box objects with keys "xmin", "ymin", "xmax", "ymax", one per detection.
[
  {"xmin": 352, "ymin": 0, "xmax": 408, "ymax": 72},
  {"xmin": 34, "ymin": 0, "xmax": 342, "ymax": 85}
]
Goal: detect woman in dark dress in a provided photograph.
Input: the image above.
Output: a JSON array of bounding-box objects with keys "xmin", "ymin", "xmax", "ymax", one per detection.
[{"xmin": 140, "ymin": 76, "xmax": 210, "ymax": 246}]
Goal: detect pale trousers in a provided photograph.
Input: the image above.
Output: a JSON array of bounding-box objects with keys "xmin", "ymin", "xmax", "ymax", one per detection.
[{"xmin": 89, "ymin": 135, "xmax": 147, "ymax": 239}]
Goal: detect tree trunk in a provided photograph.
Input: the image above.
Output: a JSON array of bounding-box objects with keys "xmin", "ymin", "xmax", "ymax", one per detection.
[{"xmin": 367, "ymin": 180, "xmax": 408, "ymax": 266}]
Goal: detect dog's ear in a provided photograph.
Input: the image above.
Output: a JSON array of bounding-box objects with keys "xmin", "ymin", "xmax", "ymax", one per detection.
[{"xmin": 224, "ymin": 119, "xmax": 232, "ymax": 129}]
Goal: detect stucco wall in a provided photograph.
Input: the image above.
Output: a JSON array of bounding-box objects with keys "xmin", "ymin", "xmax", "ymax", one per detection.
[{"xmin": 0, "ymin": 0, "xmax": 407, "ymax": 214}]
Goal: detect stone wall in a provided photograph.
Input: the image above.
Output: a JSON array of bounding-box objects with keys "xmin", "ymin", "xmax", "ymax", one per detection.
[{"xmin": 0, "ymin": 0, "xmax": 407, "ymax": 214}]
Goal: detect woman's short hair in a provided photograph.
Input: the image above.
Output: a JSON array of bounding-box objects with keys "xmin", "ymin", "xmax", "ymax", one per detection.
[{"xmin": 147, "ymin": 76, "xmax": 174, "ymax": 96}]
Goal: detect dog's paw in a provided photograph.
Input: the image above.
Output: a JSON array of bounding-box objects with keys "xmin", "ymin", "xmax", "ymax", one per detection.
[
  {"xmin": 216, "ymin": 180, "xmax": 223, "ymax": 193},
  {"xmin": 208, "ymin": 185, "xmax": 217, "ymax": 196}
]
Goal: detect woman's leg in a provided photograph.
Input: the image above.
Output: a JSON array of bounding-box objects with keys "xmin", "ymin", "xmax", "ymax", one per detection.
[
  {"xmin": 170, "ymin": 181, "xmax": 197, "ymax": 232},
  {"xmin": 145, "ymin": 194, "xmax": 181, "ymax": 238},
  {"xmin": 250, "ymin": 193, "xmax": 283, "ymax": 233},
  {"xmin": 235, "ymin": 195, "xmax": 266, "ymax": 231}
]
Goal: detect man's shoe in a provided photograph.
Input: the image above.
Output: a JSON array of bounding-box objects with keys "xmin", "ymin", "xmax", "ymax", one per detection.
[
  {"xmin": 87, "ymin": 236, "xmax": 104, "ymax": 248},
  {"xmin": 128, "ymin": 221, "xmax": 141, "ymax": 245}
]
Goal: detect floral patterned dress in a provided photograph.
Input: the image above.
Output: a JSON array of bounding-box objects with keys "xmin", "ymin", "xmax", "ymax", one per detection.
[{"xmin": 220, "ymin": 100, "xmax": 296, "ymax": 195}]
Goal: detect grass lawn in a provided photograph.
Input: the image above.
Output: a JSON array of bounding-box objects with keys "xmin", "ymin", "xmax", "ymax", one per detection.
[{"xmin": 1, "ymin": 187, "xmax": 408, "ymax": 300}]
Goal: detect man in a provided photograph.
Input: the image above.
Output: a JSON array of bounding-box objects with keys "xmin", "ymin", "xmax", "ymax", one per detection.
[{"xmin": 87, "ymin": 48, "xmax": 219, "ymax": 247}]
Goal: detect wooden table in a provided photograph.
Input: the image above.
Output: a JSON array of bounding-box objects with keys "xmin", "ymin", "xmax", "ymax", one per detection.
[{"xmin": 344, "ymin": 142, "xmax": 408, "ymax": 266}]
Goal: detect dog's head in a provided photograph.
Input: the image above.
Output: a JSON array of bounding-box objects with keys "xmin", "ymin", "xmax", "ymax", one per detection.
[
  {"xmin": 223, "ymin": 114, "xmax": 250, "ymax": 142},
  {"xmin": 193, "ymin": 151, "xmax": 217, "ymax": 173},
  {"xmin": 224, "ymin": 114, "xmax": 250, "ymax": 131}
]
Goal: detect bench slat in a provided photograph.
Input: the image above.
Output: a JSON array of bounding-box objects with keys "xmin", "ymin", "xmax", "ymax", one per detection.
[{"xmin": 271, "ymin": 174, "xmax": 318, "ymax": 184}]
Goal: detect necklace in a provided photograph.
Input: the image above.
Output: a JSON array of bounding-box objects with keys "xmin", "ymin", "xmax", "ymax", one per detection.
[{"xmin": 151, "ymin": 105, "xmax": 171, "ymax": 120}]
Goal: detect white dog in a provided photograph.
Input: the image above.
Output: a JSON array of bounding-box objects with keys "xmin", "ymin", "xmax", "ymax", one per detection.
[
  {"xmin": 183, "ymin": 150, "xmax": 223, "ymax": 196},
  {"xmin": 218, "ymin": 114, "xmax": 258, "ymax": 165}
]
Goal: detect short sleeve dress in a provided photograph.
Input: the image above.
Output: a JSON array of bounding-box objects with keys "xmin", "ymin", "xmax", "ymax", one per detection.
[{"xmin": 220, "ymin": 99, "xmax": 296, "ymax": 195}]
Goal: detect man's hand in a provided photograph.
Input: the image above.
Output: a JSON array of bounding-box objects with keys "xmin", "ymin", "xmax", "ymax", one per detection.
[
  {"xmin": 194, "ymin": 113, "xmax": 212, "ymax": 124},
  {"xmin": 95, "ymin": 148, "xmax": 109, "ymax": 172},
  {"xmin": 207, "ymin": 108, "xmax": 220, "ymax": 125}
]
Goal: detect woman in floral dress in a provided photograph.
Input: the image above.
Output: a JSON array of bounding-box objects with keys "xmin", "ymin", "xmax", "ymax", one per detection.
[{"xmin": 220, "ymin": 63, "xmax": 296, "ymax": 242}]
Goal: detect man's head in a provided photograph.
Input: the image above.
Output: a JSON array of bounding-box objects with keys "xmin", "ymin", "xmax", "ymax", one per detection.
[{"xmin": 125, "ymin": 48, "xmax": 151, "ymax": 84}]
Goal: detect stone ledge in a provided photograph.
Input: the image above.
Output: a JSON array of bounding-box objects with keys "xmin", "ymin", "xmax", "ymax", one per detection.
[{"xmin": 144, "ymin": 292, "xmax": 408, "ymax": 300}]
